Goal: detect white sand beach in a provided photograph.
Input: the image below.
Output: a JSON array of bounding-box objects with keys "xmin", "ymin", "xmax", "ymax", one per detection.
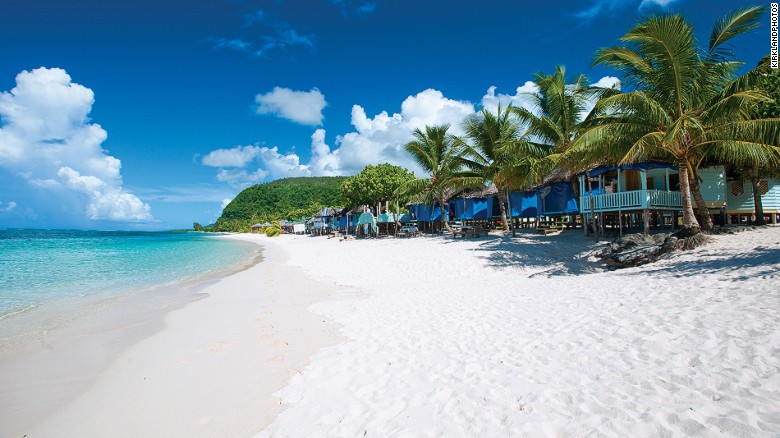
[
  {"xmin": 259, "ymin": 227, "xmax": 780, "ymax": 436},
  {"xmin": 1, "ymin": 240, "xmax": 353, "ymax": 437},
  {"xmin": 3, "ymin": 227, "xmax": 780, "ymax": 436}
]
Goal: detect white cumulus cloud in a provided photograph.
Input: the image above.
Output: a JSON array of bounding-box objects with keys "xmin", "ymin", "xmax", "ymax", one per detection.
[
  {"xmin": 591, "ymin": 76, "xmax": 621, "ymax": 89},
  {"xmin": 58, "ymin": 167, "xmax": 152, "ymax": 221},
  {"xmin": 202, "ymin": 145, "xmax": 262, "ymax": 167},
  {"xmin": 301, "ymin": 89, "xmax": 476, "ymax": 176},
  {"xmin": 480, "ymin": 82, "xmax": 539, "ymax": 115},
  {"xmin": 216, "ymin": 168, "xmax": 269, "ymax": 187},
  {"xmin": 0, "ymin": 201, "xmax": 16, "ymax": 212},
  {"xmin": 255, "ymin": 87, "xmax": 327, "ymax": 126},
  {"xmin": 205, "ymin": 79, "xmax": 617, "ymax": 184},
  {"xmin": 0, "ymin": 67, "xmax": 152, "ymax": 223},
  {"xmin": 205, "ymin": 89, "xmax": 474, "ymax": 182}
]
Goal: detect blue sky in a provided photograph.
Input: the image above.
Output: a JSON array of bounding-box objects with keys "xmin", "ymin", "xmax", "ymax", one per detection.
[{"xmin": 0, "ymin": 0, "xmax": 770, "ymax": 230}]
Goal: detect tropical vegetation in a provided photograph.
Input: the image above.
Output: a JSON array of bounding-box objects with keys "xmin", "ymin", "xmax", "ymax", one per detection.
[
  {"xmin": 511, "ymin": 66, "xmax": 613, "ymax": 238},
  {"xmin": 566, "ymin": 5, "xmax": 780, "ymax": 239},
  {"xmin": 201, "ymin": 5, "xmax": 779, "ymax": 246},
  {"xmin": 211, "ymin": 176, "xmax": 347, "ymax": 232},
  {"xmin": 340, "ymin": 163, "xmax": 415, "ymax": 212},
  {"xmin": 401, "ymin": 125, "xmax": 463, "ymax": 232}
]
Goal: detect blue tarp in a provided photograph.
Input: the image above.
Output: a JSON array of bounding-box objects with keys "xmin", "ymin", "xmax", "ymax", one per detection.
[
  {"xmin": 450, "ymin": 197, "xmax": 493, "ymax": 220},
  {"xmin": 507, "ymin": 191, "xmax": 539, "ymax": 218},
  {"xmin": 540, "ymin": 182, "xmax": 579, "ymax": 214},
  {"xmin": 355, "ymin": 213, "xmax": 377, "ymax": 232},
  {"xmin": 398, "ymin": 213, "xmax": 412, "ymax": 223},
  {"xmin": 585, "ymin": 162, "xmax": 676, "ymax": 177},
  {"xmin": 377, "ymin": 213, "xmax": 399, "ymax": 223},
  {"xmin": 409, "ymin": 203, "xmax": 448, "ymax": 222},
  {"xmin": 338, "ymin": 216, "xmax": 348, "ymax": 227},
  {"xmin": 581, "ymin": 185, "xmax": 601, "ymax": 198}
]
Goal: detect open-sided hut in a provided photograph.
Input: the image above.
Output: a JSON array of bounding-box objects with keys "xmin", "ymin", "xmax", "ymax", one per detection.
[
  {"xmin": 355, "ymin": 212, "xmax": 377, "ymax": 237},
  {"xmin": 506, "ymin": 191, "xmax": 540, "ymax": 228},
  {"xmin": 407, "ymin": 203, "xmax": 449, "ymax": 233},
  {"xmin": 448, "ymin": 186, "xmax": 496, "ymax": 227},
  {"xmin": 312, "ymin": 208, "xmax": 339, "ymax": 235},
  {"xmin": 278, "ymin": 220, "xmax": 293, "ymax": 233},
  {"xmin": 539, "ymin": 182, "xmax": 579, "ymax": 217},
  {"xmin": 339, "ymin": 205, "xmax": 369, "ymax": 235},
  {"xmin": 376, "ymin": 212, "xmax": 402, "ymax": 236}
]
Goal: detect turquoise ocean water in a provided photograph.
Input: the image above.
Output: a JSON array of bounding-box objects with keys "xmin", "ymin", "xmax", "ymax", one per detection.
[{"xmin": 0, "ymin": 229, "xmax": 259, "ymax": 320}]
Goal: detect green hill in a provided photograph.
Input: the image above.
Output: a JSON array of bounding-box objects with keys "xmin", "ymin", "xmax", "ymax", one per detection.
[{"xmin": 210, "ymin": 176, "xmax": 347, "ymax": 232}]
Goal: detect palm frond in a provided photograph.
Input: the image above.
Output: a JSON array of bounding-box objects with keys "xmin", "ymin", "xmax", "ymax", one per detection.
[{"xmin": 708, "ymin": 6, "xmax": 764, "ymax": 61}]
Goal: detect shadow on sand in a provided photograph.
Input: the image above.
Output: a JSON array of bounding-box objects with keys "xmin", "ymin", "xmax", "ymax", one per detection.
[
  {"xmin": 430, "ymin": 229, "xmax": 606, "ymax": 277},
  {"xmin": 615, "ymin": 245, "xmax": 780, "ymax": 282}
]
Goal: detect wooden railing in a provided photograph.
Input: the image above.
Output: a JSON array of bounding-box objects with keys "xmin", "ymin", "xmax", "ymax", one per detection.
[
  {"xmin": 579, "ymin": 190, "xmax": 682, "ymax": 212},
  {"xmin": 648, "ymin": 190, "xmax": 682, "ymax": 209}
]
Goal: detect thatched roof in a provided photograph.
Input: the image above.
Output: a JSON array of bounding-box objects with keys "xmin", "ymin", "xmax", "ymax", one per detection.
[
  {"xmin": 313, "ymin": 207, "xmax": 338, "ymax": 218},
  {"xmin": 346, "ymin": 205, "xmax": 369, "ymax": 215},
  {"xmin": 539, "ymin": 166, "xmax": 575, "ymax": 186},
  {"xmin": 445, "ymin": 184, "xmax": 499, "ymax": 201}
]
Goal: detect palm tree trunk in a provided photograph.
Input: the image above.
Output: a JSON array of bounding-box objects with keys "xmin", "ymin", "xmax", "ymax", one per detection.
[
  {"xmin": 688, "ymin": 167, "xmax": 714, "ymax": 232},
  {"xmin": 498, "ymin": 188, "xmax": 510, "ymax": 232},
  {"xmin": 439, "ymin": 197, "xmax": 453, "ymax": 232},
  {"xmin": 506, "ymin": 192, "xmax": 516, "ymax": 237},
  {"xmin": 585, "ymin": 171, "xmax": 598, "ymax": 242},
  {"xmin": 749, "ymin": 168, "xmax": 766, "ymax": 225},
  {"xmin": 677, "ymin": 160, "xmax": 701, "ymax": 237}
]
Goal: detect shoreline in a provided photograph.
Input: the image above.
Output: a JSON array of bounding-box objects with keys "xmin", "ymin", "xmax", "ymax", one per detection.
[
  {"xmin": 0, "ymin": 235, "xmax": 264, "ymax": 431},
  {"xmin": 0, "ymin": 234, "xmax": 352, "ymax": 437},
  {"xmin": 1, "ymin": 227, "xmax": 778, "ymax": 436}
]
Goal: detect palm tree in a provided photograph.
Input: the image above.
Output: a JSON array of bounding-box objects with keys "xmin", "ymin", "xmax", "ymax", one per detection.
[
  {"xmin": 569, "ymin": 6, "xmax": 780, "ymax": 239},
  {"xmin": 512, "ymin": 66, "xmax": 599, "ymax": 173},
  {"xmin": 402, "ymin": 124, "xmax": 462, "ymax": 232},
  {"xmin": 737, "ymin": 56, "xmax": 780, "ymax": 225},
  {"xmin": 512, "ymin": 66, "xmax": 615, "ymax": 236},
  {"xmin": 457, "ymin": 105, "xmax": 549, "ymax": 233}
]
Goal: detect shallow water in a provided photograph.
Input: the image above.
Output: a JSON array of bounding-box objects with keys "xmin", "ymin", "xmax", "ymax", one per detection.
[{"xmin": 0, "ymin": 229, "xmax": 258, "ymax": 319}]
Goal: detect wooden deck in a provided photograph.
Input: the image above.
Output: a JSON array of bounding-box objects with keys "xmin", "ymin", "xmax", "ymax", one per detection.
[{"xmin": 579, "ymin": 189, "xmax": 682, "ymax": 213}]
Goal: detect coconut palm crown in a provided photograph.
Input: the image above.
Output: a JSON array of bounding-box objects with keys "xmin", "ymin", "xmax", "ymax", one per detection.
[
  {"xmin": 457, "ymin": 105, "xmax": 551, "ymax": 232},
  {"xmin": 512, "ymin": 66, "xmax": 595, "ymax": 156},
  {"xmin": 401, "ymin": 124, "xmax": 463, "ymax": 232},
  {"xmin": 567, "ymin": 5, "xmax": 780, "ymax": 237}
]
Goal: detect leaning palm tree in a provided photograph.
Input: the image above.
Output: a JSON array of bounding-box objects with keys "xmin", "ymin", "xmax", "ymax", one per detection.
[
  {"xmin": 568, "ymin": 6, "xmax": 780, "ymax": 240},
  {"xmin": 401, "ymin": 124, "xmax": 462, "ymax": 232},
  {"xmin": 457, "ymin": 105, "xmax": 549, "ymax": 232}
]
